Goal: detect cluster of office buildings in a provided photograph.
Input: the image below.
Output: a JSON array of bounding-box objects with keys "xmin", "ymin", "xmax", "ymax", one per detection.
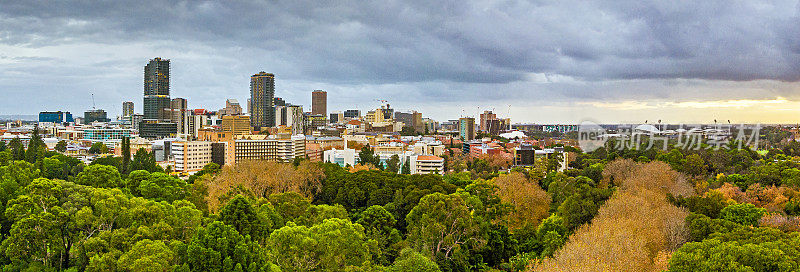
[
  {"xmin": 13, "ymin": 57, "xmax": 601, "ymax": 175},
  {"xmin": 25, "ymin": 57, "xmax": 464, "ymax": 174}
]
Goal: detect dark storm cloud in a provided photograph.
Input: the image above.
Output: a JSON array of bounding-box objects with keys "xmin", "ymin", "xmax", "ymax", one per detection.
[
  {"xmin": 1, "ymin": 0, "xmax": 800, "ymax": 121},
  {"xmin": 2, "ymin": 0, "xmax": 799, "ymax": 83}
]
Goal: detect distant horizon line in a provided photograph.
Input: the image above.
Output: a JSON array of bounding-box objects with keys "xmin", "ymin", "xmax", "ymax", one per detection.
[{"xmin": 1, "ymin": 114, "xmax": 797, "ymax": 127}]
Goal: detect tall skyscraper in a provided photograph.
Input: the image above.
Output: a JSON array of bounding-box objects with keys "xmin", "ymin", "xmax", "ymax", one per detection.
[
  {"xmin": 170, "ymin": 98, "xmax": 187, "ymax": 122},
  {"xmin": 171, "ymin": 98, "xmax": 188, "ymax": 135},
  {"xmin": 459, "ymin": 117, "xmax": 475, "ymax": 141},
  {"xmin": 479, "ymin": 110, "xmax": 497, "ymax": 132},
  {"xmin": 312, "ymin": 90, "xmax": 327, "ymax": 116},
  {"xmin": 122, "ymin": 101, "xmax": 134, "ymax": 117},
  {"xmin": 144, "ymin": 57, "xmax": 170, "ymax": 121},
  {"xmin": 250, "ymin": 72, "xmax": 275, "ymax": 128}
]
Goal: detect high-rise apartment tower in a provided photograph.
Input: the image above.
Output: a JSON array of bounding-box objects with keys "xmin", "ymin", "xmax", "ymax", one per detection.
[{"xmin": 250, "ymin": 72, "xmax": 275, "ymax": 128}]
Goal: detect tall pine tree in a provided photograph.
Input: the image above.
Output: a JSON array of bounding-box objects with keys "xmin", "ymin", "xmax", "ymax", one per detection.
[
  {"xmin": 25, "ymin": 125, "xmax": 44, "ymax": 163},
  {"xmin": 9, "ymin": 137, "xmax": 24, "ymax": 161},
  {"xmin": 121, "ymin": 136, "xmax": 131, "ymax": 174},
  {"xmin": 401, "ymin": 160, "xmax": 411, "ymax": 174}
]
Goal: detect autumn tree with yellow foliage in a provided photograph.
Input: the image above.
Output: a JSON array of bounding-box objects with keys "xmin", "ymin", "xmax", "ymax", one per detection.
[
  {"xmin": 530, "ymin": 160, "xmax": 694, "ymax": 272},
  {"xmin": 203, "ymin": 160, "xmax": 325, "ymax": 211}
]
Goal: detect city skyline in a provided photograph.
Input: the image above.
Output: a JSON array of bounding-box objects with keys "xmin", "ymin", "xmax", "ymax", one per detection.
[{"xmin": 2, "ymin": 1, "xmax": 800, "ymax": 123}]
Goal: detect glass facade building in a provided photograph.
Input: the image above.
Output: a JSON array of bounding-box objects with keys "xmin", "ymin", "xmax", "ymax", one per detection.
[
  {"xmin": 39, "ymin": 111, "xmax": 74, "ymax": 123},
  {"xmin": 144, "ymin": 57, "xmax": 171, "ymax": 121},
  {"xmin": 83, "ymin": 128, "xmax": 135, "ymax": 141}
]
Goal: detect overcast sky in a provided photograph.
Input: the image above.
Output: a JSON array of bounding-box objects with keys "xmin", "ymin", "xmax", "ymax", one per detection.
[{"xmin": 2, "ymin": 0, "xmax": 800, "ymax": 123}]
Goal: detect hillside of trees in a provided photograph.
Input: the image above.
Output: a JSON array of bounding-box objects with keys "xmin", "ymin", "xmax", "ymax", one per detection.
[{"xmin": 0, "ymin": 132, "xmax": 799, "ymax": 271}]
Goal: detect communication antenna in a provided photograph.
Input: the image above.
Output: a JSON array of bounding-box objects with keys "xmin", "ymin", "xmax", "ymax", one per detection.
[{"xmin": 91, "ymin": 93, "xmax": 96, "ymax": 110}]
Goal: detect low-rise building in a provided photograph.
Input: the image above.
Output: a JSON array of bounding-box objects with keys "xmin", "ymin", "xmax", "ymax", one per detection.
[
  {"xmin": 0, "ymin": 133, "xmax": 30, "ymax": 148},
  {"xmin": 323, "ymin": 148, "xmax": 359, "ymax": 167},
  {"xmin": 83, "ymin": 128, "xmax": 135, "ymax": 141},
  {"xmin": 305, "ymin": 142, "xmax": 323, "ymax": 162},
  {"xmin": 172, "ymin": 141, "xmax": 212, "ymax": 173},
  {"xmin": 410, "ymin": 155, "xmax": 444, "ymax": 174},
  {"xmin": 513, "ymin": 143, "xmax": 536, "ymax": 166},
  {"xmin": 229, "ymin": 134, "xmax": 306, "ymax": 164},
  {"xmin": 411, "ymin": 141, "xmax": 445, "ymax": 156}
]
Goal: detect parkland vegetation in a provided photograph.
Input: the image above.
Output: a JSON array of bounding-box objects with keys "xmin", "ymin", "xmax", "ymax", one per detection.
[{"xmin": 0, "ymin": 132, "xmax": 799, "ymax": 271}]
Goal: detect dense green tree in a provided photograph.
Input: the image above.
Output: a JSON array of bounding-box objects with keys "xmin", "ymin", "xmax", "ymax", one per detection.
[
  {"xmin": 187, "ymin": 221, "xmax": 274, "ymax": 272},
  {"xmin": 130, "ymin": 148, "xmax": 161, "ymax": 173},
  {"xmin": 535, "ymin": 214, "xmax": 568, "ymax": 256},
  {"xmin": 463, "ymin": 179, "xmax": 510, "ymax": 222},
  {"xmin": 0, "ymin": 150, "xmax": 11, "ymax": 166},
  {"xmin": 268, "ymin": 218, "xmax": 376, "ymax": 271},
  {"xmin": 786, "ymin": 198, "xmax": 800, "ymax": 216},
  {"xmin": 187, "ymin": 163, "xmax": 221, "ymax": 184},
  {"xmin": 121, "ymin": 136, "xmax": 130, "ymax": 174},
  {"xmin": 682, "ymin": 154, "xmax": 707, "ymax": 177},
  {"xmin": 0, "ymin": 160, "xmax": 41, "ymax": 211},
  {"xmin": 406, "ymin": 193, "xmax": 481, "ymax": 265},
  {"xmin": 25, "ymin": 125, "xmax": 45, "ymax": 163},
  {"xmin": 54, "ymin": 140, "xmax": 67, "ymax": 153},
  {"xmin": 478, "ymin": 224, "xmax": 518, "ymax": 267},
  {"xmin": 581, "ymin": 163, "xmax": 604, "ymax": 183},
  {"xmin": 268, "ymin": 192, "xmax": 312, "ymax": 224},
  {"xmin": 126, "ymin": 170, "xmax": 151, "ymax": 196},
  {"xmin": 358, "ymin": 145, "xmax": 381, "ymax": 168},
  {"xmin": 401, "ymin": 160, "xmax": 411, "ymax": 174},
  {"xmin": 75, "ymin": 164, "xmax": 123, "ymax": 188},
  {"xmin": 720, "ymin": 203, "xmax": 766, "ymax": 227},
  {"xmin": 219, "ymin": 195, "xmax": 274, "ymax": 243},
  {"xmin": 749, "ymin": 163, "xmax": 782, "ymax": 187},
  {"xmin": 657, "ymin": 149, "xmax": 684, "ymax": 171},
  {"xmin": 669, "ymin": 227, "xmax": 800, "ymax": 272},
  {"xmin": 386, "ymin": 155, "xmax": 400, "ymax": 173},
  {"xmin": 357, "ymin": 205, "xmax": 402, "ymax": 263},
  {"xmin": 685, "ymin": 213, "xmax": 742, "ymax": 242},
  {"xmin": 39, "ymin": 157, "xmax": 66, "ymax": 180},
  {"xmin": 548, "ymin": 175, "xmax": 611, "ymax": 212},
  {"xmin": 88, "ymin": 142, "xmax": 108, "ymax": 155},
  {"xmin": 138, "ymin": 172, "xmax": 188, "ymax": 202},
  {"xmin": 390, "ymin": 248, "xmax": 441, "ymax": 272},
  {"xmin": 91, "ymin": 156, "xmax": 122, "ymax": 173},
  {"xmin": 117, "ymin": 239, "xmax": 175, "ymax": 272},
  {"xmin": 9, "ymin": 138, "xmax": 24, "ymax": 161},
  {"xmin": 557, "ymin": 193, "xmax": 599, "ymax": 230},
  {"xmin": 296, "ymin": 204, "xmax": 348, "ymax": 226},
  {"xmin": 2, "ymin": 178, "xmax": 67, "ymax": 268},
  {"xmin": 668, "ymin": 191, "xmax": 729, "ymax": 218}
]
